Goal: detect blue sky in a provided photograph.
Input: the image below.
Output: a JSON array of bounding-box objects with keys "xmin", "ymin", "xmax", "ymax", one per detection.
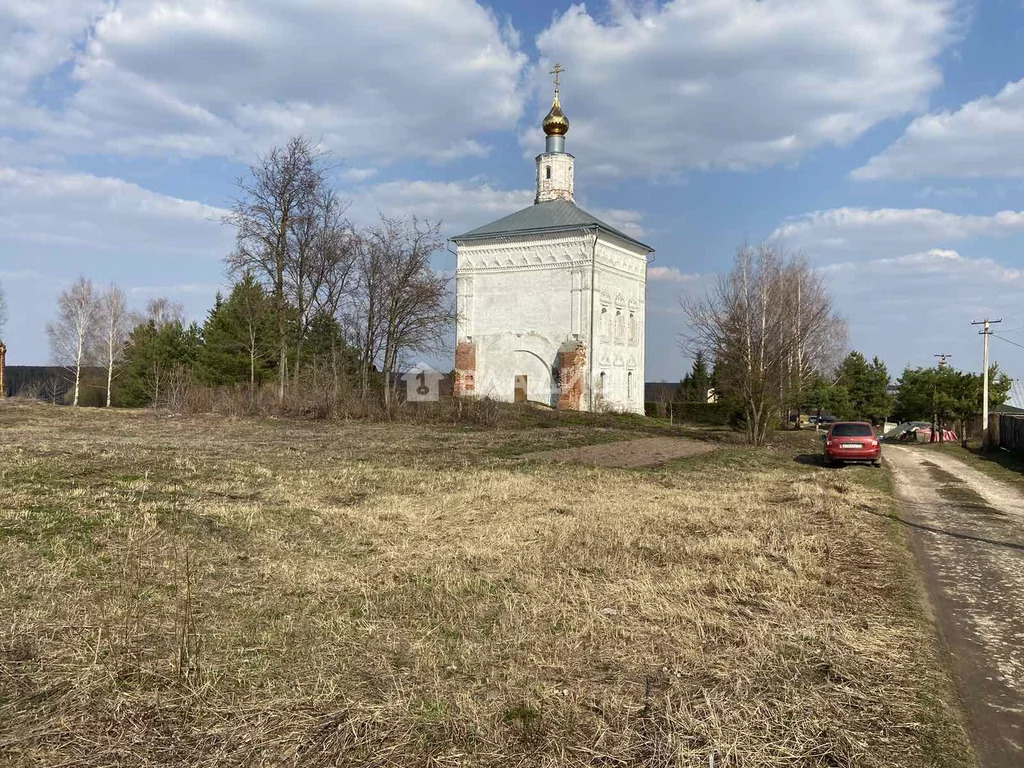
[{"xmin": 2, "ymin": 0, "xmax": 1023, "ymax": 404}]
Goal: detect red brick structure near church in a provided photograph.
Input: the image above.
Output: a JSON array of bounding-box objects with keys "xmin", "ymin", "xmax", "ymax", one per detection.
[
  {"xmin": 454, "ymin": 341, "xmax": 476, "ymax": 397},
  {"xmin": 0, "ymin": 342, "xmax": 6, "ymax": 398},
  {"xmin": 557, "ymin": 341, "xmax": 586, "ymax": 411}
]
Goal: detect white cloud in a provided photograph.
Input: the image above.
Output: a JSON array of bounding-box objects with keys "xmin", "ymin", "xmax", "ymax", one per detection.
[
  {"xmin": 0, "ymin": 166, "xmax": 231, "ymax": 255},
  {"xmin": 762, "ymin": 206, "xmax": 1024, "ymax": 372},
  {"xmin": 592, "ymin": 207, "xmax": 646, "ymax": 239},
  {"xmin": 339, "ymin": 167, "xmax": 378, "ymax": 183},
  {"xmin": 130, "ymin": 282, "xmax": 224, "ymax": 296},
  {"xmin": 819, "ymin": 248, "xmax": 1024, "ymax": 371},
  {"xmin": 823, "ymin": 248, "xmax": 1021, "ymax": 283},
  {"xmin": 648, "ymin": 266, "xmax": 700, "ymax": 283},
  {"xmin": 346, "ymin": 180, "xmax": 650, "ymax": 242},
  {"xmin": 533, "ymin": 0, "xmax": 955, "ymax": 177},
  {"xmin": 0, "ymin": 268, "xmax": 44, "ymax": 281},
  {"xmin": 854, "ymin": 78, "xmax": 1024, "ymax": 180},
  {"xmin": 771, "ymin": 206, "xmax": 1024, "ymax": 257},
  {"xmin": 7, "ymin": 0, "xmax": 526, "ymax": 163},
  {"xmin": 347, "ymin": 178, "xmax": 533, "ymax": 237},
  {"xmin": 0, "ymin": 1, "xmax": 107, "ymax": 103},
  {"xmin": 0, "ymin": 167, "xmax": 236, "ymax": 363}
]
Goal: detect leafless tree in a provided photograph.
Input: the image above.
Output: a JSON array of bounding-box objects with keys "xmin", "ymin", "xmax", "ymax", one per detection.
[
  {"xmin": 286, "ymin": 186, "xmax": 356, "ymax": 384},
  {"xmin": 93, "ymin": 284, "xmax": 132, "ymax": 407},
  {"xmin": 225, "ymin": 135, "xmax": 329, "ymax": 403},
  {"xmin": 145, "ymin": 296, "xmax": 185, "ymax": 328},
  {"xmin": 47, "ymin": 276, "xmax": 99, "ymax": 407},
  {"xmin": 41, "ymin": 375, "xmax": 63, "ymax": 405},
  {"xmin": 354, "ymin": 216, "xmax": 452, "ymax": 408},
  {"xmin": 235, "ymin": 276, "xmax": 274, "ymax": 388},
  {"xmin": 681, "ymin": 245, "xmax": 846, "ymax": 444}
]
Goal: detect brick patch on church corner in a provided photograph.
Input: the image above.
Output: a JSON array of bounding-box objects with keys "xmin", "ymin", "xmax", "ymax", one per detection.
[
  {"xmin": 557, "ymin": 341, "xmax": 587, "ymax": 411},
  {"xmin": 454, "ymin": 341, "xmax": 476, "ymax": 397}
]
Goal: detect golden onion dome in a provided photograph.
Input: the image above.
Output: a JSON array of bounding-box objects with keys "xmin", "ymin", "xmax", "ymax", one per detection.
[{"xmin": 542, "ymin": 94, "xmax": 569, "ymax": 137}]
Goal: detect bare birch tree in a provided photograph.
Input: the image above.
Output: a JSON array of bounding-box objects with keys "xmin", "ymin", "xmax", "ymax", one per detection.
[
  {"xmin": 355, "ymin": 216, "xmax": 452, "ymax": 408},
  {"xmin": 47, "ymin": 276, "xmax": 99, "ymax": 407},
  {"xmin": 94, "ymin": 284, "xmax": 132, "ymax": 407},
  {"xmin": 682, "ymin": 245, "xmax": 846, "ymax": 444},
  {"xmin": 146, "ymin": 296, "xmax": 185, "ymax": 328}
]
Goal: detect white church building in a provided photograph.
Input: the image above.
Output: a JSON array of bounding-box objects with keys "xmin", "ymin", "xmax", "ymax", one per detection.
[{"xmin": 452, "ymin": 67, "xmax": 653, "ymax": 414}]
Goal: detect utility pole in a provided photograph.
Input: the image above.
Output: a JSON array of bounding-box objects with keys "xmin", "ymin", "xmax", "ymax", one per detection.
[
  {"xmin": 929, "ymin": 355, "xmax": 952, "ymax": 442},
  {"xmin": 972, "ymin": 318, "xmax": 1002, "ymax": 448},
  {"xmin": 929, "ymin": 354, "xmax": 953, "ymax": 442}
]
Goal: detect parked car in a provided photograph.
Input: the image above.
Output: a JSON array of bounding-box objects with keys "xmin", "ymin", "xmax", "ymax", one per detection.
[{"xmin": 822, "ymin": 421, "xmax": 881, "ymax": 467}]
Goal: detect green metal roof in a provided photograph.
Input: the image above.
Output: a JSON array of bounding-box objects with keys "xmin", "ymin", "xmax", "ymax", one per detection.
[{"xmin": 452, "ymin": 199, "xmax": 653, "ymax": 251}]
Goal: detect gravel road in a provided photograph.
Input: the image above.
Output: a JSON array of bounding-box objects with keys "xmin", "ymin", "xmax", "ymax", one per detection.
[{"xmin": 886, "ymin": 446, "xmax": 1024, "ymax": 767}]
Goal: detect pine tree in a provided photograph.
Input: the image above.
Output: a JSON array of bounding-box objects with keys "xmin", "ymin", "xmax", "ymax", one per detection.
[
  {"xmin": 836, "ymin": 351, "xmax": 892, "ymax": 423},
  {"xmin": 689, "ymin": 351, "xmax": 712, "ymax": 404},
  {"xmin": 118, "ymin": 319, "xmax": 202, "ymax": 406},
  {"xmin": 198, "ymin": 274, "xmax": 276, "ymax": 386}
]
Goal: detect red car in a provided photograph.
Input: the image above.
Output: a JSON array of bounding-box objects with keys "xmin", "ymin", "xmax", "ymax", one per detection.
[{"xmin": 823, "ymin": 422, "xmax": 882, "ymax": 467}]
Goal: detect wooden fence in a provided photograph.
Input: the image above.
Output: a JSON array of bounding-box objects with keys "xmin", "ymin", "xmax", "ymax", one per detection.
[{"xmin": 996, "ymin": 414, "xmax": 1024, "ymax": 453}]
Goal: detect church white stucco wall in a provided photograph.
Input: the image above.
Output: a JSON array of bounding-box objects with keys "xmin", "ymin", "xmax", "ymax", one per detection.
[
  {"xmin": 452, "ymin": 73, "xmax": 651, "ymax": 414},
  {"xmin": 455, "ymin": 230, "xmax": 647, "ymax": 414}
]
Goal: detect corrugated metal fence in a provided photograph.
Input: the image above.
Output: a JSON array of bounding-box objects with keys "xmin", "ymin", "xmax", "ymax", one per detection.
[{"xmin": 998, "ymin": 414, "xmax": 1024, "ymax": 453}]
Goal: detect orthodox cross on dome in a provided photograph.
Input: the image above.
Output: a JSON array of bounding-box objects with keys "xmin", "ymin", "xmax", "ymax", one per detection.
[
  {"xmin": 550, "ymin": 62, "xmax": 565, "ymax": 97},
  {"xmin": 542, "ymin": 62, "xmax": 569, "ymax": 140}
]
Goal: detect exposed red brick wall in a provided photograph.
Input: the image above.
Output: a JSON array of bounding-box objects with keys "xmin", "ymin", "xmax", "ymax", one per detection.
[
  {"xmin": 0, "ymin": 342, "xmax": 6, "ymax": 398},
  {"xmin": 557, "ymin": 341, "xmax": 587, "ymax": 411},
  {"xmin": 454, "ymin": 341, "xmax": 476, "ymax": 397}
]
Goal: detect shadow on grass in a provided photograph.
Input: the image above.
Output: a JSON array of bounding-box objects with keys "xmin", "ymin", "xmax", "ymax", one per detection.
[
  {"xmin": 965, "ymin": 446, "xmax": 1024, "ymax": 476},
  {"xmin": 794, "ymin": 453, "xmax": 824, "ymax": 467},
  {"xmin": 793, "ymin": 453, "xmax": 883, "ymax": 469},
  {"xmin": 861, "ymin": 505, "xmax": 1024, "ymax": 553}
]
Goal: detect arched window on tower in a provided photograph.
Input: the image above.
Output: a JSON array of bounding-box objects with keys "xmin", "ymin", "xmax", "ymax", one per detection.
[
  {"xmin": 627, "ymin": 371, "xmax": 633, "ymax": 401},
  {"xmin": 598, "ymin": 371, "xmax": 606, "ymax": 400},
  {"xmin": 628, "ymin": 312, "xmax": 636, "ymax": 344},
  {"xmin": 545, "ymin": 165, "xmax": 552, "ymax": 179},
  {"xmin": 615, "ymin": 310, "xmax": 625, "ymax": 343},
  {"xmin": 600, "ymin": 307, "xmax": 608, "ymax": 341}
]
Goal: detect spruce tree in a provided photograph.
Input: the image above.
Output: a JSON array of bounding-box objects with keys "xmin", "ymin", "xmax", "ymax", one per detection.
[{"xmin": 198, "ymin": 274, "xmax": 276, "ymax": 386}]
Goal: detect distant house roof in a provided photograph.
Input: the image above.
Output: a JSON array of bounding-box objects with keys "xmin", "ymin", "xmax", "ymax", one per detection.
[
  {"xmin": 452, "ymin": 199, "xmax": 653, "ymax": 252},
  {"xmin": 993, "ymin": 402, "xmax": 1024, "ymax": 415}
]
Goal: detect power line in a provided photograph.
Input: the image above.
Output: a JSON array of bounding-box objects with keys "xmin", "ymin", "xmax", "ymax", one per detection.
[{"xmin": 992, "ymin": 333, "xmax": 1024, "ymax": 351}]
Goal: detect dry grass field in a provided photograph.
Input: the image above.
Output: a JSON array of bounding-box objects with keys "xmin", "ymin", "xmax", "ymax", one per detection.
[{"xmin": 0, "ymin": 402, "xmax": 973, "ymax": 767}]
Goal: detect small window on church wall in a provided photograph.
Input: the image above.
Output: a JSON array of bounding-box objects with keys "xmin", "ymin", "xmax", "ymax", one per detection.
[
  {"xmin": 615, "ymin": 310, "xmax": 625, "ymax": 343},
  {"xmin": 627, "ymin": 371, "xmax": 633, "ymax": 400},
  {"xmin": 628, "ymin": 312, "xmax": 636, "ymax": 344},
  {"xmin": 598, "ymin": 371, "xmax": 606, "ymax": 395},
  {"xmin": 600, "ymin": 307, "xmax": 608, "ymax": 340},
  {"xmin": 545, "ymin": 165, "xmax": 551, "ymax": 179}
]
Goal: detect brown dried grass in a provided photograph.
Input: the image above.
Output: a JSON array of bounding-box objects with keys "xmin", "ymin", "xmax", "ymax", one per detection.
[{"xmin": 0, "ymin": 402, "xmax": 972, "ymax": 766}]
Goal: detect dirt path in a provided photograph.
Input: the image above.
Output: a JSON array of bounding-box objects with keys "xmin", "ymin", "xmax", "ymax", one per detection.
[
  {"xmin": 523, "ymin": 436, "xmax": 716, "ymax": 468},
  {"xmin": 886, "ymin": 446, "xmax": 1024, "ymax": 767}
]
